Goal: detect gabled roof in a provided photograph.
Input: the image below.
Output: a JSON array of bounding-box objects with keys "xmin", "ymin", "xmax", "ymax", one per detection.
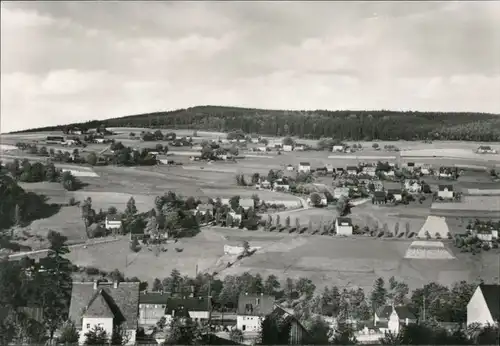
[
  {"xmin": 438, "ymin": 185, "xmax": 454, "ymax": 191},
  {"xmin": 139, "ymin": 292, "xmax": 170, "ymax": 305},
  {"xmin": 84, "ymin": 290, "xmax": 115, "ymax": 318},
  {"xmin": 479, "ymin": 284, "xmax": 500, "ymax": 321},
  {"xmin": 374, "ymin": 191, "xmax": 386, "ymax": 199},
  {"xmin": 237, "ymin": 294, "xmax": 275, "ymax": 316},
  {"xmin": 165, "ymin": 297, "xmax": 212, "ymax": 315},
  {"xmin": 69, "ymin": 282, "xmax": 139, "ymax": 329},
  {"xmin": 346, "ymin": 166, "xmax": 358, "ymax": 171},
  {"xmin": 387, "ymin": 189, "xmax": 402, "ymax": 195},
  {"xmin": 376, "ymin": 305, "xmax": 392, "ymax": 319},
  {"xmin": 106, "ymin": 214, "xmax": 122, "ymax": 222},
  {"xmin": 299, "ymin": 162, "xmax": 310, "ymax": 166},
  {"xmin": 394, "ymin": 306, "xmax": 416, "ymax": 320}
]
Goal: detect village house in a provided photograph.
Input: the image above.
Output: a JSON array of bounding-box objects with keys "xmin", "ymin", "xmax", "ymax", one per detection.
[
  {"xmin": 164, "ymin": 297, "xmax": 212, "ymax": 324},
  {"xmin": 420, "ymin": 164, "xmax": 431, "ymax": 175},
  {"xmin": 283, "ymin": 144, "xmax": 293, "ymax": 152},
  {"xmin": 273, "ymin": 181, "xmax": 290, "ymax": 192},
  {"xmin": 257, "ymin": 146, "xmax": 267, "ymax": 152},
  {"xmin": 438, "ymin": 167, "xmax": 456, "ymax": 179},
  {"xmin": 438, "ymin": 185, "xmax": 454, "ymax": 199},
  {"xmin": 387, "ymin": 189, "xmax": 403, "ymax": 202},
  {"xmin": 294, "ymin": 144, "xmax": 305, "ymax": 151},
  {"xmin": 373, "ymin": 191, "xmax": 387, "ymax": 204},
  {"xmin": 467, "ymin": 284, "xmax": 500, "ymax": 327},
  {"xmin": 346, "ymin": 166, "xmax": 358, "ymax": 176},
  {"xmin": 334, "ymin": 187, "xmax": 350, "ymax": 199},
  {"xmin": 138, "ymin": 291, "xmax": 170, "ymax": 327},
  {"xmin": 239, "ymin": 199, "xmax": 255, "ymax": 210},
  {"xmin": 403, "ymin": 162, "xmax": 416, "ymax": 171},
  {"xmin": 372, "ymin": 180, "xmax": 384, "ymax": 191},
  {"xmin": 237, "ymin": 294, "xmax": 276, "ymax": 332},
  {"xmin": 325, "ymin": 164, "xmax": 334, "ymax": 173},
  {"xmin": 374, "ymin": 305, "xmax": 417, "ymax": 335},
  {"xmin": 286, "ymin": 164, "xmax": 294, "ymax": 171},
  {"xmin": 362, "ymin": 166, "xmax": 377, "ymax": 177},
  {"xmin": 229, "ymin": 212, "xmax": 243, "ymax": 225},
  {"xmin": 404, "ymin": 180, "xmax": 422, "ymax": 193},
  {"xmin": 298, "ymin": 162, "xmax": 311, "ymax": 173},
  {"xmin": 332, "ymin": 145, "xmax": 345, "ymax": 152},
  {"xmin": 336, "ymin": 217, "xmax": 353, "ymax": 236},
  {"xmin": 105, "ymin": 214, "xmax": 122, "ymax": 231},
  {"xmin": 196, "ymin": 204, "xmax": 214, "ymax": 215},
  {"xmin": 477, "ymin": 145, "xmax": 497, "ymax": 154},
  {"xmin": 271, "ymin": 305, "xmax": 309, "ymax": 345},
  {"xmin": 69, "ymin": 281, "xmax": 140, "ymax": 345}
]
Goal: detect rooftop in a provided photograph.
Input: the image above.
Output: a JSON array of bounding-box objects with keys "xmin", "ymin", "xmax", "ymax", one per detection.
[{"xmin": 237, "ymin": 294, "xmax": 275, "ymax": 316}]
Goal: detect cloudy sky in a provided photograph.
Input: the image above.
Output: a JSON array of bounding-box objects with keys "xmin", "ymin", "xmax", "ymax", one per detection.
[{"xmin": 1, "ymin": 1, "xmax": 499, "ymax": 133}]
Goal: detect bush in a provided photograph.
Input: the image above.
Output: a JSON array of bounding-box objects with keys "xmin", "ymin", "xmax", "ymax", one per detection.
[
  {"xmin": 130, "ymin": 238, "xmax": 140, "ymax": 252},
  {"xmin": 85, "ymin": 266, "xmax": 100, "ymax": 275}
]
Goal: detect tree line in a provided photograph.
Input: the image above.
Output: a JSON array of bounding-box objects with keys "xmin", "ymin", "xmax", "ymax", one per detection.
[{"xmin": 12, "ymin": 106, "xmax": 500, "ymax": 142}]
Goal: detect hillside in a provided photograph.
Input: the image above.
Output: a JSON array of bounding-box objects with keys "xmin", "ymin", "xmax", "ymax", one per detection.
[{"xmin": 10, "ymin": 106, "xmax": 500, "ymax": 142}]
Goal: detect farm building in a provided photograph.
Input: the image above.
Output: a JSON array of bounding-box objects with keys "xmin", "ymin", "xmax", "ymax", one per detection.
[
  {"xmin": 164, "ymin": 297, "xmax": 211, "ymax": 324},
  {"xmin": 105, "ymin": 214, "xmax": 122, "ymax": 231},
  {"xmin": 270, "ymin": 305, "xmax": 309, "ymax": 345},
  {"xmin": 362, "ymin": 166, "xmax": 376, "ymax": 177},
  {"xmin": 69, "ymin": 281, "xmax": 139, "ymax": 345},
  {"xmin": 237, "ymin": 294, "xmax": 275, "ymax": 332},
  {"xmin": 298, "ymin": 162, "xmax": 311, "ymax": 173},
  {"xmin": 403, "ymin": 162, "xmax": 416, "ymax": 171},
  {"xmin": 438, "ymin": 185, "xmax": 454, "ymax": 199},
  {"xmin": 336, "ymin": 217, "xmax": 353, "ymax": 236},
  {"xmin": 138, "ymin": 292, "xmax": 170, "ymax": 326},
  {"xmin": 467, "ymin": 284, "xmax": 500, "ymax": 326},
  {"xmin": 325, "ymin": 164, "xmax": 334, "ymax": 173}
]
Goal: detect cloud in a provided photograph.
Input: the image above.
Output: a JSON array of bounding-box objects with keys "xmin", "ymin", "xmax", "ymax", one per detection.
[{"xmin": 1, "ymin": 1, "xmax": 499, "ymax": 133}]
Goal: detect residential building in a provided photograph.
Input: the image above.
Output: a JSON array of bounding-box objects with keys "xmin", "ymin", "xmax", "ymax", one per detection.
[
  {"xmin": 229, "ymin": 212, "xmax": 243, "ymax": 225},
  {"xmin": 294, "ymin": 145, "xmax": 305, "ymax": 151},
  {"xmin": 257, "ymin": 146, "xmax": 267, "ymax": 152},
  {"xmin": 286, "ymin": 164, "xmax": 294, "ymax": 171},
  {"xmin": 439, "ymin": 167, "xmax": 456, "ymax": 178},
  {"xmin": 387, "ymin": 189, "xmax": 403, "ymax": 202},
  {"xmin": 374, "ymin": 305, "xmax": 417, "ymax": 334},
  {"xmin": 105, "ymin": 214, "xmax": 122, "ymax": 231},
  {"xmin": 336, "ymin": 217, "xmax": 353, "ymax": 236},
  {"xmin": 283, "ymin": 145, "xmax": 293, "ymax": 152},
  {"xmin": 196, "ymin": 204, "xmax": 214, "ymax": 215},
  {"xmin": 373, "ymin": 191, "xmax": 387, "ymax": 204},
  {"xmin": 69, "ymin": 281, "xmax": 139, "ymax": 345},
  {"xmin": 404, "ymin": 162, "xmax": 416, "ymax": 171},
  {"xmin": 271, "ymin": 305, "xmax": 309, "ymax": 345},
  {"xmin": 325, "ymin": 164, "xmax": 334, "ymax": 173},
  {"xmin": 298, "ymin": 162, "xmax": 311, "ymax": 173},
  {"xmin": 334, "ymin": 187, "xmax": 350, "ymax": 199},
  {"xmin": 259, "ymin": 180, "xmax": 271, "ymax": 189},
  {"xmin": 139, "ymin": 292, "xmax": 169, "ymax": 326},
  {"xmin": 164, "ymin": 297, "xmax": 211, "ymax": 324},
  {"xmin": 471, "ymin": 226, "xmax": 499, "ymax": 242},
  {"xmin": 332, "ymin": 145, "xmax": 345, "ymax": 152},
  {"xmin": 477, "ymin": 146, "xmax": 497, "ymax": 154},
  {"xmin": 404, "ymin": 180, "xmax": 422, "ymax": 193},
  {"xmin": 438, "ymin": 185, "xmax": 454, "ymax": 199},
  {"xmin": 467, "ymin": 284, "xmax": 500, "ymax": 326},
  {"xmin": 236, "ymin": 294, "xmax": 275, "ymax": 332},
  {"xmin": 346, "ymin": 166, "xmax": 358, "ymax": 176},
  {"xmin": 373, "ymin": 181, "xmax": 384, "ymax": 191},
  {"xmin": 363, "ymin": 166, "xmax": 377, "ymax": 177},
  {"xmin": 273, "ymin": 182, "xmax": 290, "ymax": 192}
]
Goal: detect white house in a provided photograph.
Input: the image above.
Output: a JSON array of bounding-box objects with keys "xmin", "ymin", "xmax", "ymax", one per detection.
[
  {"xmin": 334, "ymin": 187, "xmax": 350, "ymax": 199},
  {"xmin": 346, "ymin": 166, "xmax": 358, "ymax": 176},
  {"xmin": 236, "ymin": 294, "xmax": 275, "ymax": 332},
  {"xmin": 273, "ymin": 182, "xmax": 290, "ymax": 192},
  {"xmin": 257, "ymin": 146, "xmax": 267, "ymax": 152},
  {"xmin": 283, "ymin": 145, "xmax": 293, "ymax": 152},
  {"xmin": 477, "ymin": 146, "xmax": 497, "ymax": 154},
  {"xmin": 192, "ymin": 145, "xmax": 203, "ymax": 151},
  {"xmin": 138, "ymin": 292, "xmax": 169, "ymax": 327},
  {"xmin": 332, "ymin": 145, "xmax": 345, "ymax": 152},
  {"xmin": 467, "ymin": 284, "xmax": 500, "ymax": 326},
  {"xmin": 69, "ymin": 281, "xmax": 139, "ymax": 345},
  {"xmin": 438, "ymin": 185, "xmax": 454, "ymax": 199},
  {"xmin": 286, "ymin": 164, "xmax": 295, "ymax": 171},
  {"xmin": 404, "ymin": 180, "xmax": 421, "ymax": 193},
  {"xmin": 298, "ymin": 162, "xmax": 311, "ymax": 173},
  {"xmin": 336, "ymin": 217, "xmax": 353, "ymax": 236},
  {"xmin": 384, "ymin": 170, "xmax": 395, "ymax": 177},
  {"xmin": 164, "ymin": 297, "xmax": 211, "ymax": 324},
  {"xmin": 294, "ymin": 145, "xmax": 305, "ymax": 151},
  {"xmin": 387, "ymin": 189, "xmax": 403, "ymax": 202},
  {"xmin": 363, "ymin": 166, "xmax": 377, "ymax": 177},
  {"xmin": 105, "ymin": 214, "xmax": 122, "ymax": 231},
  {"xmin": 374, "ymin": 305, "xmax": 417, "ymax": 335},
  {"xmin": 325, "ymin": 164, "xmax": 334, "ymax": 173}
]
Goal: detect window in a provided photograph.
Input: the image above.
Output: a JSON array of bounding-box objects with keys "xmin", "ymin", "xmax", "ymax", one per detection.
[
  {"xmin": 86, "ymin": 324, "xmax": 91, "ymax": 329},
  {"xmin": 256, "ymin": 298, "xmax": 260, "ymax": 305},
  {"xmin": 242, "ymin": 325, "xmax": 246, "ymax": 331}
]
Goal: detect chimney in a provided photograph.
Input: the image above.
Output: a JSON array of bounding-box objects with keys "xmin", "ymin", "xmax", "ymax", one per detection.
[
  {"xmin": 93, "ymin": 281, "xmax": 98, "ymax": 290},
  {"xmin": 113, "ymin": 281, "xmax": 118, "ymax": 289}
]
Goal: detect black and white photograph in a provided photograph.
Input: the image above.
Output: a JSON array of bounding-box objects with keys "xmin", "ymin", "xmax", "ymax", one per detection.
[{"xmin": 1, "ymin": 1, "xmax": 499, "ymax": 345}]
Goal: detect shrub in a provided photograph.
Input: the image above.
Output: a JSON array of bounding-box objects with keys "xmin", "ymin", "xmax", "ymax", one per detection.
[
  {"xmin": 85, "ymin": 266, "xmax": 100, "ymax": 275},
  {"xmin": 130, "ymin": 238, "xmax": 140, "ymax": 252}
]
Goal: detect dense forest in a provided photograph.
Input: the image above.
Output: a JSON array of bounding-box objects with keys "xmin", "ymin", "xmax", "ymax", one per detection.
[{"xmin": 12, "ymin": 106, "xmax": 500, "ymax": 142}]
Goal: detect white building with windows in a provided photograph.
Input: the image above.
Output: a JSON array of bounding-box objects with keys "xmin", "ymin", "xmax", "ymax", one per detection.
[{"xmin": 236, "ymin": 294, "xmax": 275, "ymax": 332}]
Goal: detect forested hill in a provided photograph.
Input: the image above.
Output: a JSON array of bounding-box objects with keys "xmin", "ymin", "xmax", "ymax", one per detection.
[{"xmin": 13, "ymin": 106, "xmax": 500, "ymax": 141}]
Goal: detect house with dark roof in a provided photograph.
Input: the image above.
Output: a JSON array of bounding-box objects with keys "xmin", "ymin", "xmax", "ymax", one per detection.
[
  {"xmin": 346, "ymin": 166, "xmax": 358, "ymax": 176},
  {"xmin": 271, "ymin": 304, "xmax": 309, "ymax": 345},
  {"xmin": 467, "ymin": 284, "xmax": 500, "ymax": 326},
  {"xmin": 373, "ymin": 191, "xmax": 387, "ymax": 204},
  {"xmin": 105, "ymin": 214, "xmax": 122, "ymax": 231},
  {"xmin": 387, "ymin": 189, "xmax": 403, "ymax": 202},
  {"xmin": 236, "ymin": 293, "xmax": 275, "ymax": 332},
  {"xmin": 374, "ymin": 305, "xmax": 417, "ymax": 334},
  {"xmin": 438, "ymin": 184, "xmax": 454, "ymax": 199},
  {"xmin": 298, "ymin": 162, "xmax": 311, "ymax": 173},
  {"xmin": 68, "ymin": 281, "xmax": 140, "ymax": 345},
  {"xmin": 164, "ymin": 297, "xmax": 212, "ymax": 324},
  {"xmin": 138, "ymin": 291, "xmax": 170, "ymax": 327}
]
